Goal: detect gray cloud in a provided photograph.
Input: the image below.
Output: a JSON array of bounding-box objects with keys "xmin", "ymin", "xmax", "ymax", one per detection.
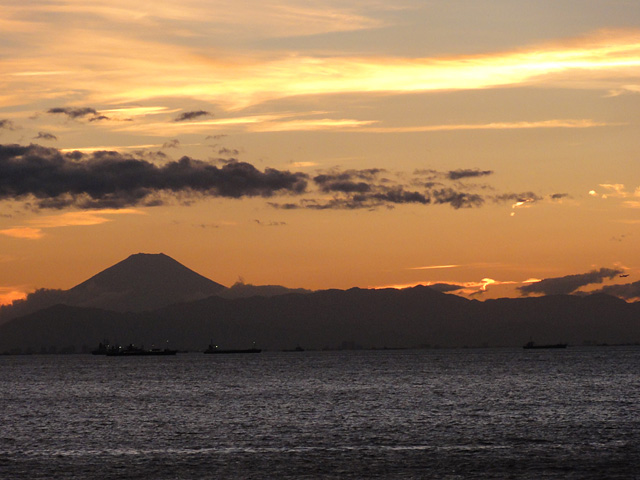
[
  {"xmin": 219, "ymin": 147, "xmax": 240, "ymax": 156},
  {"xmin": 314, "ymin": 169, "xmax": 383, "ymax": 185},
  {"xmin": 34, "ymin": 132, "xmax": 57, "ymax": 141},
  {"xmin": 415, "ymin": 168, "xmax": 493, "ymax": 183},
  {"xmin": 0, "ymin": 143, "xmax": 308, "ymax": 209},
  {"xmin": 174, "ymin": 110, "xmax": 211, "ymax": 122},
  {"xmin": 432, "ymin": 188, "xmax": 484, "ymax": 208},
  {"xmin": 0, "ymin": 119, "xmax": 16, "ymax": 130},
  {"xmin": 272, "ymin": 168, "xmax": 494, "ymax": 210},
  {"xmin": 314, "ymin": 175, "xmax": 372, "ymax": 194},
  {"xmin": 371, "ymin": 187, "xmax": 429, "ymax": 205},
  {"xmin": 308, "ymin": 169, "xmax": 429, "ymax": 209},
  {"xmin": 48, "ymin": 107, "xmax": 97, "ymax": 118},
  {"xmin": 590, "ymin": 280, "xmax": 640, "ymax": 300},
  {"xmin": 427, "ymin": 283, "xmax": 466, "ymax": 293},
  {"xmin": 413, "ymin": 168, "xmax": 438, "ymax": 178},
  {"xmin": 162, "ymin": 139, "xmax": 180, "ymax": 149},
  {"xmin": 268, "ymin": 202, "xmax": 299, "ymax": 210},
  {"xmin": 493, "ymin": 192, "xmax": 542, "ymax": 204},
  {"xmin": 254, "ymin": 219, "xmax": 287, "ymax": 227},
  {"xmin": 447, "ymin": 169, "xmax": 493, "ymax": 180},
  {"xmin": 0, "ymin": 145, "xmax": 550, "ymax": 215},
  {"xmin": 47, "ymin": 107, "xmax": 111, "ymax": 122},
  {"xmin": 519, "ymin": 268, "xmax": 623, "ymax": 296},
  {"xmin": 550, "ymin": 193, "xmax": 569, "ymax": 200}
]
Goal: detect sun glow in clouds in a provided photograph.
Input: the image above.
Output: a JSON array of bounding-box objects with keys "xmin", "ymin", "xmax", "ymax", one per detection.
[
  {"xmin": 3, "ymin": 25, "xmax": 640, "ymax": 109},
  {"xmin": 372, "ymin": 277, "xmax": 518, "ymax": 295},
  {"xmin": 0, "ymin": 287, "xmax": 27, "ymax": 305},
  {"xmin": 589, "ymin": 184, "xmax": 640, "ymax": 205}
]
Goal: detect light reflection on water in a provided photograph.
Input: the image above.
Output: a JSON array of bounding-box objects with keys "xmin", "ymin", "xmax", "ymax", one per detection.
[{"xmin": 1, "ymin": 348, "xmax": 639, "ymax": 479}]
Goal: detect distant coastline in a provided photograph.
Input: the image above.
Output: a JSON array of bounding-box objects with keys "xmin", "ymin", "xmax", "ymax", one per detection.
[{"xmin": 2, "ymin": 255, "xmax": 639, "ymax": 354}]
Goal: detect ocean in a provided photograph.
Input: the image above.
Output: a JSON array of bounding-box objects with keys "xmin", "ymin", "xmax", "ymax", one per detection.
[{"xmin": 1, "ymin": 347, "xmax": 638, "ymax": 479}]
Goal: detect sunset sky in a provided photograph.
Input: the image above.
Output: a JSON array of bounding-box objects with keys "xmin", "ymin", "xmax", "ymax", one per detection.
[{"xmin": 1, "ymin": 0, "xmax": 640, "ymax": 303}]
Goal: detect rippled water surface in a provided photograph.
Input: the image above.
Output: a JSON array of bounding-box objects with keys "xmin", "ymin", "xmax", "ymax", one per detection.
[{"xmin": 1, "ymin": 347, "xmax": 639, "ymax": 479}]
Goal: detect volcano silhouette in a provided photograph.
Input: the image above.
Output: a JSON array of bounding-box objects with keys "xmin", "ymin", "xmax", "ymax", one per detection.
[{"xmin": 61, "ymin": 253, "xmax": 226, "ymax": 312}]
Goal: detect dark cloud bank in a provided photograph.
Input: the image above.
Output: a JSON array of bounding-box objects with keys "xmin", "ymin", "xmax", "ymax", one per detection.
[
  {"xmin": 0, "ymin": 144, "xmax": 307, "ymax": 209},
  {"xmin": 273, "ymin": 168, "xmax": 493, "ymax": 210},
  {"xmin": 0, "ymin": 143, "xmax": 546, "ymax": 211},
  {"xmin": 519, "ymin": 268, "xmax": 623, "ymax": 296},
  {"xmin": 593, "ymin": 280, "xmax": 640, "ymax": 300}
]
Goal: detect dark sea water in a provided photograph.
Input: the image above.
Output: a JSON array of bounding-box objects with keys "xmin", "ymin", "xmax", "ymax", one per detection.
[{"xmin": 1, "ymin": 347, "xmax": 639, "ymax": 479}]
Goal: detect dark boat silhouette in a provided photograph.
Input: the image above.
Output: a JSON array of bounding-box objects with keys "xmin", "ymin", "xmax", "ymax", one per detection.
[
  {"xmin": 105, "ymin": 344, "xmax": 177, "ymax": 356},
  {"xmin": 204, "ymin": 342, "xmax": 261, "ymax": 354},
  {"xmin": 523, "ymin": 341, "xmax": 567, "ymax": 349}
]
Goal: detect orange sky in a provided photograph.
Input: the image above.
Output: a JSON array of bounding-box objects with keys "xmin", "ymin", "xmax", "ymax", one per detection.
[{"xmin": 1, "ymin": 0, "xmax": 640, "ymax": 304}]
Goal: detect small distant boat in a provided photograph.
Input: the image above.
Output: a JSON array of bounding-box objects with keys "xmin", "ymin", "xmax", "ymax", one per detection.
[
  {"xmin": 523, "ymin": 341, "xmax": 567, "ymax": 349},
  {"xmin": 204, "ymin": 342, "xmax": 261, "ymax": 354},
  {"xmin": 105, "ymin": 344, "xmax": 177, "ymax": 356}
]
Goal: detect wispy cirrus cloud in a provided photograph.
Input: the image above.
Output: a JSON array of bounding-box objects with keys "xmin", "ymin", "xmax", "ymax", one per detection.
[
  {"xmin": 4, "ymin": 23, "xmax": 640, "ymax": 109},
  {"xmin": 0, "ymin": 209, "xmax": 144, "ymax": 240},
  {"xmin": 360, "ymin": 119, "xmax": 616, "ymax": 133},
  {"xmin": 588, "ymin": 183, "xmax": 640, "ymax": 212},
  {"xmin": 99, "ymin": 110, "xmax": 615, "ymax": 138},
  {"xmin": 112, "ymin": 113, "xmax": 375, "ymax": 136},
  {"xmin": 0, "ymin": 227, "xmax": 44, "ymax": 240},
  {"xmin": 9, "ymin": 0, "xmax": 384, "ymax": 38},
  {"xmin": 107, "ymin": 30, "xmax": 640, "ymax": 108},
  {"xmin": 409, "ymin": 264, "xmax": 460, "ymax": 270},
  {"xmin": 33, "ymin": 209, "xmax": 144, "ymax": 228}
]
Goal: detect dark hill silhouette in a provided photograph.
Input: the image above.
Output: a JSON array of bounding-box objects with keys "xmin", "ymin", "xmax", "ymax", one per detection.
[
  {"xmin": 1, "ymin": 284, "xmax": 638, "ymax": 354},
  {"xmin": 0, "ymin": 253, "xmax": 226, "ymax": 320}
]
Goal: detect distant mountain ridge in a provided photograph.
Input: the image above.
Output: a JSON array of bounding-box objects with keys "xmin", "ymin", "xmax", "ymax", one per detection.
[
  {"xmin": 0, "ymin": 253, "xmax": 313, "ymax": 324},
  {"xmin": 0, "ymin": 253, "xmax": 226, "ymax": 320},
  {"xmin": 1, "ymin": 283, "xmax": 639, "ymax": 354},
  {"xmin": 1, "ymin": 253, "xmax": 640, "ymax": 353},
  {"xmin": 64, "ymin": 253, "xmax": 226, "ymax": 311}
]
